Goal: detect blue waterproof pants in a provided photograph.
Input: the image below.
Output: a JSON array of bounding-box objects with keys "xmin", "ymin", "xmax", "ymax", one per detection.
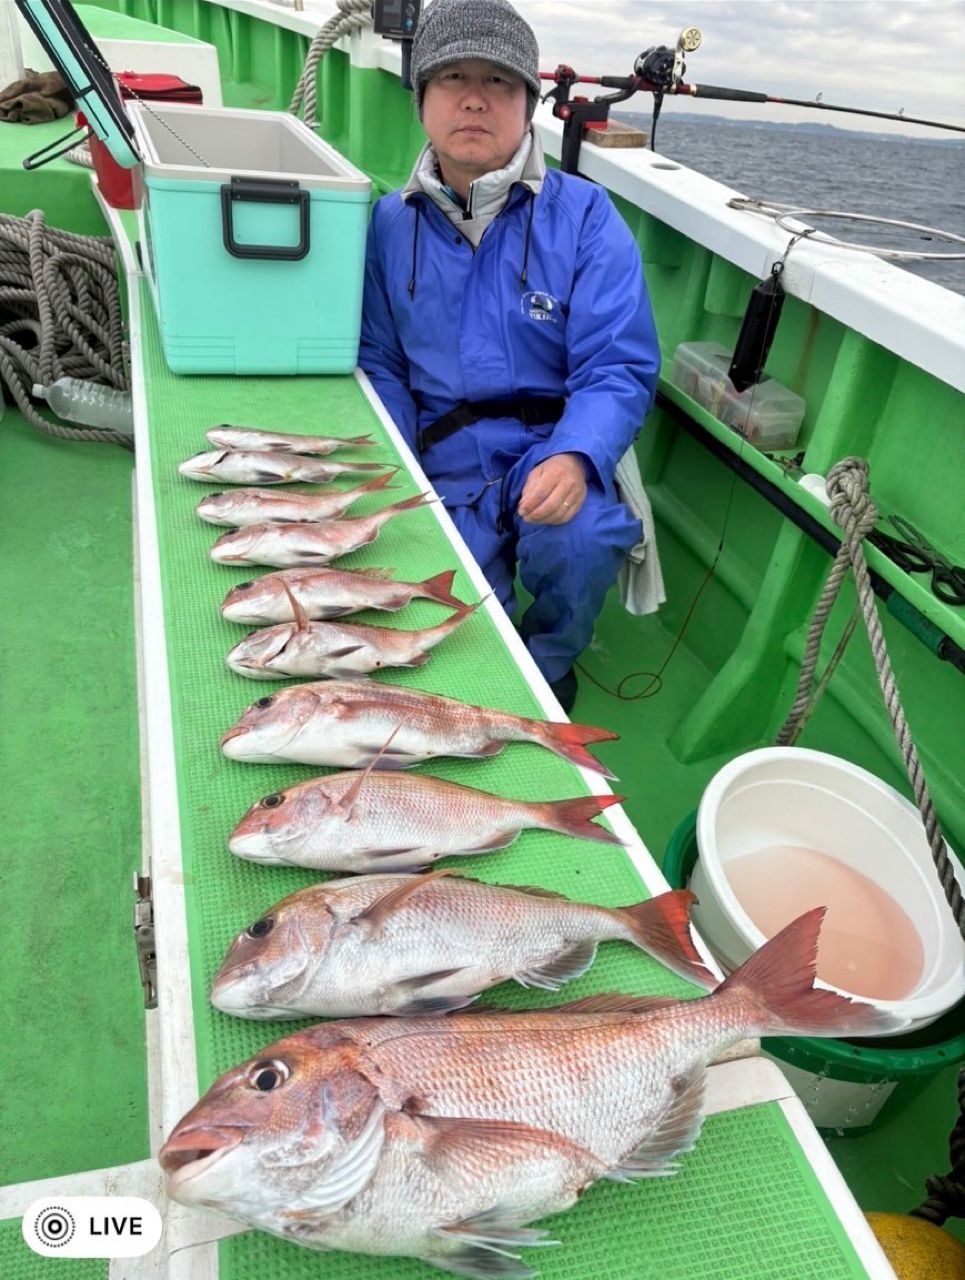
[{"xmin": 422, "ymin": 424, "xmax": 641, "ymax": 684}]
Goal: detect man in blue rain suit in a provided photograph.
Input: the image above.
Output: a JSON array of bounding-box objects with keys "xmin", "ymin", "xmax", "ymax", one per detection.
[{"xmin": 360, "ymin": 0, "xmax": 659, "ymax": 712}]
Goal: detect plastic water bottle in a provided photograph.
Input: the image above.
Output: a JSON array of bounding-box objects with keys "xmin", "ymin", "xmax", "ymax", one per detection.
[{"xmin": 36, "ymin": 377, "xmax": 134, "ymax": 436}]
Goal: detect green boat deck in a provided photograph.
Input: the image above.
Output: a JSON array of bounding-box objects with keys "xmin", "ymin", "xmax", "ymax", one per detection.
[{"xmin": 1, "ymin": 1, "xmax": 963, "ymax": 1276}]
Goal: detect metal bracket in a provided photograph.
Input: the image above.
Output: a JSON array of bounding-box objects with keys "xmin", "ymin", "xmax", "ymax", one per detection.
[{"xmin": 133, "ymin": 873, "xmax": 157, "ymax": 1009}]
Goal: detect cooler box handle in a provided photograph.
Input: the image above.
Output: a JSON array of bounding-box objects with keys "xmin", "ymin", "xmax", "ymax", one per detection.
[{"xmin": 220, "ymin": 177, "xmax": 310, "ymax": 261}]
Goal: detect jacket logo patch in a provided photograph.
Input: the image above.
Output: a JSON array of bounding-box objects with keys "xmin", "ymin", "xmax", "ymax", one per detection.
[{"xmin": 521, "ymin": 290, "xmax": 560, "ymax": 324}]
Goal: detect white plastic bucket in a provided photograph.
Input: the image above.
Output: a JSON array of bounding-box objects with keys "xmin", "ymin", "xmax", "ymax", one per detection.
[{"xmin": 691, "ymin": 748, "xmax": 965, "ymax": 1036}]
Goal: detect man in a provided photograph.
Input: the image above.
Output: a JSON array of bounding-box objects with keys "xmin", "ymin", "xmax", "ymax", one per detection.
[{"xmin": 359, "ymin": 0, "xmax": 659, "ymax": 712}]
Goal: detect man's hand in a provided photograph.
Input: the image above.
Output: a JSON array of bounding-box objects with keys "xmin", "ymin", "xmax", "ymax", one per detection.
[{"xmin": 517, "ymin": 453, "xmax": 587, "ymax": 525}]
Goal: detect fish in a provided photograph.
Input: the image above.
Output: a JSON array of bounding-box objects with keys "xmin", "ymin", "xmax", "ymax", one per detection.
[
  {"xmin": 162, "ymin": 910, "xmax": 901, "ymax": 1278},
  {"xmin": 220, "ymin": 566, "xmax": 465, "ymax": 625},
  {"xmin": 228, "ymin": 766, "xmax": 625, "ymax": 872},
  {"xmin": 206, "ymin": 424, "xmax": 376, "ymax": 455},
  {"xmin": 196, "ymin": 472, "xmax": 400, "ymax": 527},
  {"xmin": 178, "ymin": 449, "xmax": 388, "ymax": 485},
  {"xmin": 210, "ymin": 873, "xmax": 715, "ymax": 1019},
  {"xmin": 220, "ymin": 678, "xmax": 618, "ymax": 774},
  {"xmin": 210, "ymin": 494, "xmax": 433, "ymax": 566}
]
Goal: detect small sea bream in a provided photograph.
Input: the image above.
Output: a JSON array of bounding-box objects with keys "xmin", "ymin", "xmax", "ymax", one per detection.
[
  {"xmin": 196, "ymin": 472, "xmax": 398, "ymax": 527},
  {"xmin": 210, "ymin": 872, "xmax": 714, "ymax": 1019},
  {"xmin": 162, "ymin": 910, "xmax": 901, "ymax": 1279},
  {"xmin": 228, "ymin": 767, "xmax": 625, "ymax": 872},
  {"xmin": 210, "ymin": 494, "xmax": 432, "ymax": 566},
  {"xmin": 178, "ymin": 449, "xmax": 388, "ymax": 485},
  {"xmin": 225, "ymin": 598, "xmax": 478, "ymax": 680},
  {"xmin": 220, "ymin": 566, "xmax": 464, "ymax": 625},
  {"xmin": 206, "ymin": 424, "xmax": 376, "ymax": 455},
  {"xmin": 220, "ymin": 678, "xmax": 617, "ymax": 773}
]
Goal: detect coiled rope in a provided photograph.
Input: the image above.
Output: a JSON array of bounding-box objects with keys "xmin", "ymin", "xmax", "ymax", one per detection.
[
  {"xmin": 911, "ymin": 1065, "xmax": 965, "ymax": 1227},
  {"xmin": 289, "ymin": 0, "xmax": 373, "ymax": 130},
  {"xmin": 0, "ymin": 210, "xmax": 132, "ymax": 449},
  {"xmin": 776, "ymin": 457, "xmax": 964, "ymax": 939}
]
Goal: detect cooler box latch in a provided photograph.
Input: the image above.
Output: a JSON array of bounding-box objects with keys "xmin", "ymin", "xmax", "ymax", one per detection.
[{"xmin": 220, "ymin": 176, "xmax": 311, "ymax": 261}]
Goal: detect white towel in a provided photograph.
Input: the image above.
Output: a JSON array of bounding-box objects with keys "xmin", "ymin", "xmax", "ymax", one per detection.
[{"xmin": 615, "ymin": 445, "xmax": 666, "ymax": 616}]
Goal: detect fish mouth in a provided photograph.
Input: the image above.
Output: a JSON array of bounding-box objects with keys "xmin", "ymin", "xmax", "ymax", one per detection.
[
  {"xmin": 159, "ymin": 1127, "xmax": 245, "ymax": 1184},
  {"xmin": 228, "ymin": 831, "xmax": 280, "ymax": 863},
  {"xmin": 220, "ymin": 725, "xmax": 247, "ymax": 749}
]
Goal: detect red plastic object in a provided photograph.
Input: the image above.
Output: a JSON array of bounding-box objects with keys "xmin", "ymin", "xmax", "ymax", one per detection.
[{"xmin": 78, "ymin": 72, "xmax": 202, "ymax": 210}]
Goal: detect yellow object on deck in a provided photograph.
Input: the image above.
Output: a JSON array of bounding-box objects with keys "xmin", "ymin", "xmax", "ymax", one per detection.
[{"xmin": 865, "ymin": 1212, "xmax": 965, "ymax": 1280}]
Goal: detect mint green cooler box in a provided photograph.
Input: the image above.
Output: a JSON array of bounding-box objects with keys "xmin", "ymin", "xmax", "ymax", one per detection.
[{"xmin": 127, "ymin": 102, "xmax": 371, "ymax": 375}]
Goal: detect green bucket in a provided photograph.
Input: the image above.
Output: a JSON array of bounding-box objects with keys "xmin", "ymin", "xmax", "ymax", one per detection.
[{"xmin": 665, "ymin": 811, "xmax": 965, "ymax": 1136}]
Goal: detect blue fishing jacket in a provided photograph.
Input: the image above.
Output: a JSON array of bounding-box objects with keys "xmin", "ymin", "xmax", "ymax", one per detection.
[{"xmin": 359, "ymin": 166, "xmax": 660, "ymax": 497}]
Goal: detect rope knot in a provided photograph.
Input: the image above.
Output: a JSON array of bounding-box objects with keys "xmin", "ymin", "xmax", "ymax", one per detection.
[{"xmin": 826, "ymin": 456, "xmax": 878, "ymax": 541}]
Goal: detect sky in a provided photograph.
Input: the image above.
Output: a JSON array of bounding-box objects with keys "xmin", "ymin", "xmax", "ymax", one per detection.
[{"xmin": 511, "ymin": 1, "xmax": 965, "ymax": 139}]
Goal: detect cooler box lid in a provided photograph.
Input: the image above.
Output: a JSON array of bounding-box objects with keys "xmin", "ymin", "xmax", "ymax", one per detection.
[{"xmin": 15, "ymin": 0, "xmax": 139, "ymax": 168}]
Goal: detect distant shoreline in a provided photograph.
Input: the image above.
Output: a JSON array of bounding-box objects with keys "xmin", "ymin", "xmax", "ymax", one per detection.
[{"xmin": 612, "ymin": 111, "xmax": 965, "ymax": 147}]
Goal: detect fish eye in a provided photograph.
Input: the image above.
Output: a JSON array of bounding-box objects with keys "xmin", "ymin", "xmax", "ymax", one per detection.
[
  {"xmin": 247, "ymin": 1058, "xmax": 290, "ymax": 1092},
  {"xmin": 236, "ymin": 581, "xmax": 254, "ymax": 591},
  {"xmin": 246, "ymin": 917, "xmax": 274, "ymax": 939},
  {"xmin": 261, "ymin": 792, "xmax": 285, "ymax": 809},
  {"xmin": 255, "ymin": 696, "xmax": 274, "ymax": 709}
]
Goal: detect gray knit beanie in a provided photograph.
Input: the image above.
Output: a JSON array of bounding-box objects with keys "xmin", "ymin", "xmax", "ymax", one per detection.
[{"xmin": 411, "ymin": 0, "xmax": 541, "ymax": 117}]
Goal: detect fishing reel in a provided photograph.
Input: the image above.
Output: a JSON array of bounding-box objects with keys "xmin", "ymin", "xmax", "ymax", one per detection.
[
  {"xmin": 541, "ymin": 27, "xmax": 702, "ymax": 172},
  {"xmin": 634, "ymin": 27, "xmax": 702, "ymax": 96}
]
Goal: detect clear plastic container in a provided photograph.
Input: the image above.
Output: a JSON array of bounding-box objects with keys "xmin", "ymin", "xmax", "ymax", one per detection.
[
  {"xmin": 672, "ymin": 341, "xmax": 805, "ymax": 451},
  {"xmin": 37, "ymin": 377, "xmax": 134, "ymax": 435}
]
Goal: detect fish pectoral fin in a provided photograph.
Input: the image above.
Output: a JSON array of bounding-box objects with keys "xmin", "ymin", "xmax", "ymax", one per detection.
[
  {"xmin": 604, "ymin": 1069, "xmax": 706, "ymax": 1181},
  {"xmin": 417, "ymin": 1114, "xmax": 604, "ymax": 1186},
  {"xmin": 514, "ymin": 941, "xmax": 598, "ymax": 992},
  {"xmin": 393, "ymin": 992, "xmax": 478, "ymax": 1016},
  {"xmin": 390, "ymin": 967, "xmax": 476, "ymax": 1015}
]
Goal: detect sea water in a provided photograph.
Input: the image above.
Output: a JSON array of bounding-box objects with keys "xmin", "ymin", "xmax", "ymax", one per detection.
[{"xmin": 724, "ymin": 845, "xmax": 925, "ymax": 1000}]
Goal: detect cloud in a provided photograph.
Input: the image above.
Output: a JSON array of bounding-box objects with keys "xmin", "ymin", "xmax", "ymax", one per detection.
[{"xmin": 510, "ymin": 0, "xmax": 965, "ymax": 137}]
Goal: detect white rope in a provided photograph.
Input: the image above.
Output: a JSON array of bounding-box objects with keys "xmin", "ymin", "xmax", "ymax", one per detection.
[
  {"xmin": 777, "ymin": 458, "xmax": 964, "ymax": 938},
  {"xmin": 729, "ymin": 197, "xmax": 965, "ymax": 261},
  {"xmin": 289, "ymin": 0, "xmax": 374, "ymax": 130}
]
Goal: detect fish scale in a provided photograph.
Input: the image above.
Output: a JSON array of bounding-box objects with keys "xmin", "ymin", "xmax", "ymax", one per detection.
[
  {"xmin": 228, "ymin": 770, "xmax": 623, "ymax": 872},
  {"xmin": 162, "ymin": 913, "xmax": 900, "ymax": 1277},
  {"xmin": 210, "ymin": 874, "xmax": 711, "ymax": 1018}
]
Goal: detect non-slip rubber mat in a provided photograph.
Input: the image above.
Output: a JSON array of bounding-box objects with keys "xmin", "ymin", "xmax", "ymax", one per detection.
[
  {"xmin": 138, "ymin": 278, "xmax": 870, "ymax": 1279},
  {"xmin": 0, "ymin": 1218, "xmax": 107, "ymax": 1280}
]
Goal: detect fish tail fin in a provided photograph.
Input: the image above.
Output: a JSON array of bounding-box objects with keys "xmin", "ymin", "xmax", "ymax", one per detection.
[
  {"xmin": 533, "ymin": 720, "xmax": 619, "ymax": 777},
  {"xmin": 357, "ymin": 470, "xmax": 399, "ymax": 495},
  {"xmin": 719, "ymin": 908, "xmax": 906, "ymax": 1037},
  {"xmin": 419, "ymin": 569, "xmax": 464, "ymax": 610},
  {"xmin": 618, "ymin": 891, "xmax": 716, "ymax": 988},
  {"xmin": 347, "ymin": 434, "xmax": 376, "ymax": 446},
  {"xmin": 386, "ymin": 492, "xmax": 433, "ymax": 516},
  {"xmin": 540, "ymin": 794, "xmax": 625, "ymax": 845}
]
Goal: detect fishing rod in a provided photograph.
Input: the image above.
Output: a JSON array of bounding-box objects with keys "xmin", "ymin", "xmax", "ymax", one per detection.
[{"xmin": 541, "ymin": 26, "xmax": 965, "ymax": 173}]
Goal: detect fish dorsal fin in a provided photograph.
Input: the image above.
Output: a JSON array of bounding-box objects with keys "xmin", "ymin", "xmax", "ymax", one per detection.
[
  {"xmin": 280, "ymin": 580, "xmax": 309, "ymax": 631},
  {"xmin": 506, "ymin": 883, "xmax": 569, "ymax": 901},
  {"xmin": 352, "ymin": 566, "xmax": 397, "ymax": 580},
  {"xmin": 352, "ymin": 868, "xmax": 456, "ymax": 936},
  {"xmin": 338, "ymin": 719, "xmax": 408, "ymax": 819},
  {"xmin": 549, "ymin": 992, "xmax": 681, "ymax": 1015},
  {"xmin": 604, "ymin": 1069, "xmax": 706, "ymax": 1180}
]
